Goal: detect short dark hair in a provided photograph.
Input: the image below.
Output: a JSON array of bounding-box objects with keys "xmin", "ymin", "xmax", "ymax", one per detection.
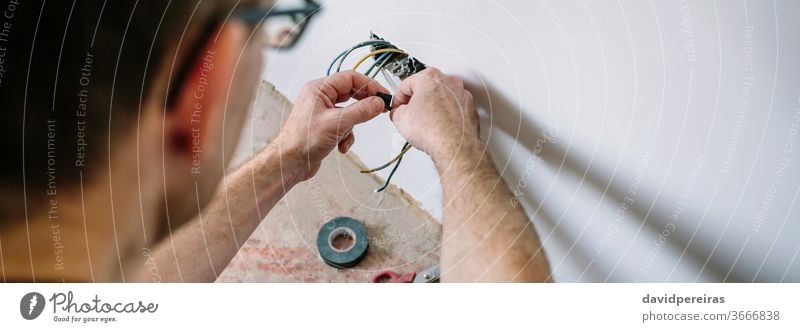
[{"xmin": 0, "ymin": 0, "xmax": 258, "ymax": 221}]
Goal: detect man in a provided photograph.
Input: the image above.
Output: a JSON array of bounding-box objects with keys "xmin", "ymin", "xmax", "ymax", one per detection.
[{"xmin": 0, "ymin": 1, "xmax": 549, "ymax": 282}]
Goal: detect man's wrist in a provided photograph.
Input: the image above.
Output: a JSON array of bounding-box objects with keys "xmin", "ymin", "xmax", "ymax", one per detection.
[
  {"xmin": 264, "ymin": 136, "xmax": 307, "ymax": 186},
  {"xmin": 432, "ymin": 138, "xmax": 488, "ymax": 173}
]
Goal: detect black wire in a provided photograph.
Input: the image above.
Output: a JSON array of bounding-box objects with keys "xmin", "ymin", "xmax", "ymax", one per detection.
[{"xmin": 374, "ymin": 146, "xmax": 407, "ymax": 192}]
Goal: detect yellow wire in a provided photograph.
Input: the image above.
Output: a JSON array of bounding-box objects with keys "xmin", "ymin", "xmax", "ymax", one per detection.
[
  {"xmin": 351, "ymin": 48, "xmax": 406, "ymax": 71},
  {"xmin": 360, "ymin": 144, "xmax": 412, "ymax": 173}
]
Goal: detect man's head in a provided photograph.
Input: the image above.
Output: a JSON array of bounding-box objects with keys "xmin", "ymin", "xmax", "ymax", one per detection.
[{"xmin": 0, "ymin": 0, "xmax": 269, "ymax": 279}]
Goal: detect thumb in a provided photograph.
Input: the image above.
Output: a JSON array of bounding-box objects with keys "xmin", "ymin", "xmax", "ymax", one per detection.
[
  {"xmin": 389, "ymin": 104, "xmax": 409, "ymax": 123},
  {"xmin": 340, "ymin": 96, "xmax": 385, "ymax": 126}
]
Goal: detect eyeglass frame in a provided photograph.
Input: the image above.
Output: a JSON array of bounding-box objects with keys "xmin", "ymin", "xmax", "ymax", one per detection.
[{"xmin": 234, "ymin": 0, "xmax": 322, "ymax": 49}]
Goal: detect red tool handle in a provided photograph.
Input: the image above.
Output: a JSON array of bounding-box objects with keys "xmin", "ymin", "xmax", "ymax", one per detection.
[{"xmin": 370, "ymin": 270, "xmax": 416, "ymax": 283}]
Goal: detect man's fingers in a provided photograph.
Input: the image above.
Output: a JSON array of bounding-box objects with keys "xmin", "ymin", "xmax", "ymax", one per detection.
[
  {"xmin": 338, "ymin": 132, "xmax": 355, "ymax": 153},
  {"xmin": 389, "ymin": 104, "xmax": 405, "ymax": 122},
  {"xmin": 312, "ymin": 71, "xmax": 389, "ymax": 104},
  {"xmin": 391, "ymin": 67, "xmax": 444, "ymax": 108},
  {"xmin": 339, "ymin": 96, "xmax": 385, "ymax": 126},
  {"xmin": 391, "ymin": 74, "xmax": 420, "ymax": 108}
]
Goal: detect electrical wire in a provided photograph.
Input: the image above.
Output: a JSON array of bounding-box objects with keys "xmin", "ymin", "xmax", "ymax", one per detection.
[
  {"xmin": 326, "ymin": 40, "xmax": 393, "ymax": 75},
  {"xmin": 325, "ymin": 39, "xmax": 414, "ymax": 193},
  {"xmin": 351, "ymin": 48, "xmax": 406, "ymax": 71},
  {"xmin": 374, "ymin": 148, "xmax": 406, "ymax": 193},
  {"xmin": 356, "ymin": 48, "xmax": 412, "ymax": 191},
  {"xmin": 364, "ymin": 52, "xmax": 392, "ymax": 76},
  {"xmin": 360, "ymin": 142, "xmax": 411, "ymax": 173},
  {"xmin": 337, "ymin": 41, "xmax": 396, "ymax": 72},
  {"xmin": 371, "ymin": 55, "xmax": 395, "ymax": 79},
  {"xmin": 352, "ymin": 48, "xmax": 409, "ymax": 191}
]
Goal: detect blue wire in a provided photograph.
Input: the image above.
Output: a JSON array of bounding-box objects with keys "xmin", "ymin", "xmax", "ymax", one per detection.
[
  {"xmin": 326, "ymin": 40, "xmax": 393, "ymax": 75},
  {"xmin": 326, "ymin": 49, "xmax": 347, "ymax": 75},
  {"xmin": 364, "ymin": 52, "xmax": 391, "ymax": 76},
  {"xmin": 375, "ymin": 154, "xmax": 404, "ymax": 192},
  {"xmin": 336, "ymin": 40, "xmax": 393, "ymax": 73},
  {"xmin": 374, "ymin": 142, "xmax": 410, "ymax": 192},
  {"xmin": 371, "ymin": 54, "xmax": 395, "ymax": 78}
]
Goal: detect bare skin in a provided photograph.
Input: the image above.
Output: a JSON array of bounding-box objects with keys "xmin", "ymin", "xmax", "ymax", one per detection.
[
  {"xmin": 392, "ymin": 68, "xmax": 551, "ymax": 282},
  {"xmin": 137, "ymin": 72, "xmax": 389, "ymax": 282},
  {"xmin": 1, "ymin": 18, "xmax": 549, "ymax": 282}
]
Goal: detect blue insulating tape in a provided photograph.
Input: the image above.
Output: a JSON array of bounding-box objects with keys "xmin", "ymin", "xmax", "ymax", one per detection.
[{"xmin": 316, "ymin": 217, "xmax": 369, "ymax": 268}]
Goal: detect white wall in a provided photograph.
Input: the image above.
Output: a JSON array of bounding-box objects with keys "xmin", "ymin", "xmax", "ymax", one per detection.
[{"xmin": 262, "ymin": 0, "xmax": 800, "ymax": 282}]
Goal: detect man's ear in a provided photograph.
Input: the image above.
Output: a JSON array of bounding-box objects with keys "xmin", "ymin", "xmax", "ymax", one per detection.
[{"xmin": 167, "ymin": 21, "xmax": 248, "ymax": 157}]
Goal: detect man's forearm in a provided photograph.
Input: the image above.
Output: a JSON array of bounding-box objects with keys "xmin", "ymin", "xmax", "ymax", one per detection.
[
  {"xmin": 438, "ymin": 142, "xmax": 551, "ymax": 282},
  {"xmin": 137, "ymin": 143, "xmax": 303, "ymax": 282}
]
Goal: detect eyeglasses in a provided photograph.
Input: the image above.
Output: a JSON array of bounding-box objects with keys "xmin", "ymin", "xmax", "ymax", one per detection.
[
  {"xmin": 167, "ymin": 1, "xmax": 321, "ymax": 106},
  {"xmin": 234, "ymin": 0, "xmax": 322, "ymax": 49}
]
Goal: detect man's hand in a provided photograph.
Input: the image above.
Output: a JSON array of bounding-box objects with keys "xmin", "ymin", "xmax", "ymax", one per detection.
[
  {"xmin": 391, "ymin": 67, "xmax": 480, "ymax": 167},
  {"xmin": 274, "ymin": 71, "xmax": 389, "ymax": 180},
  {"xmin": 139, "ymin": 73, "xmax": 388, "ymax": 282},
  {"xmin": 390, "ymin": 67, "xmax": 550, "ymax": 282}
]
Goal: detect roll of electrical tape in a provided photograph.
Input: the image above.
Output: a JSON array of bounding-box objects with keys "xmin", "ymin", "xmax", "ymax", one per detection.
[{"xmin": 316, "ymin": 217, "xmax": 369, "ymax": 268}]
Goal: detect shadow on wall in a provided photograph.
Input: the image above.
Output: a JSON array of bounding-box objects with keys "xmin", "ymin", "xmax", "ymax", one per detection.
[{"xmin": 467, "ymin": 81, "xmax": 747, "ymax": 282}]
